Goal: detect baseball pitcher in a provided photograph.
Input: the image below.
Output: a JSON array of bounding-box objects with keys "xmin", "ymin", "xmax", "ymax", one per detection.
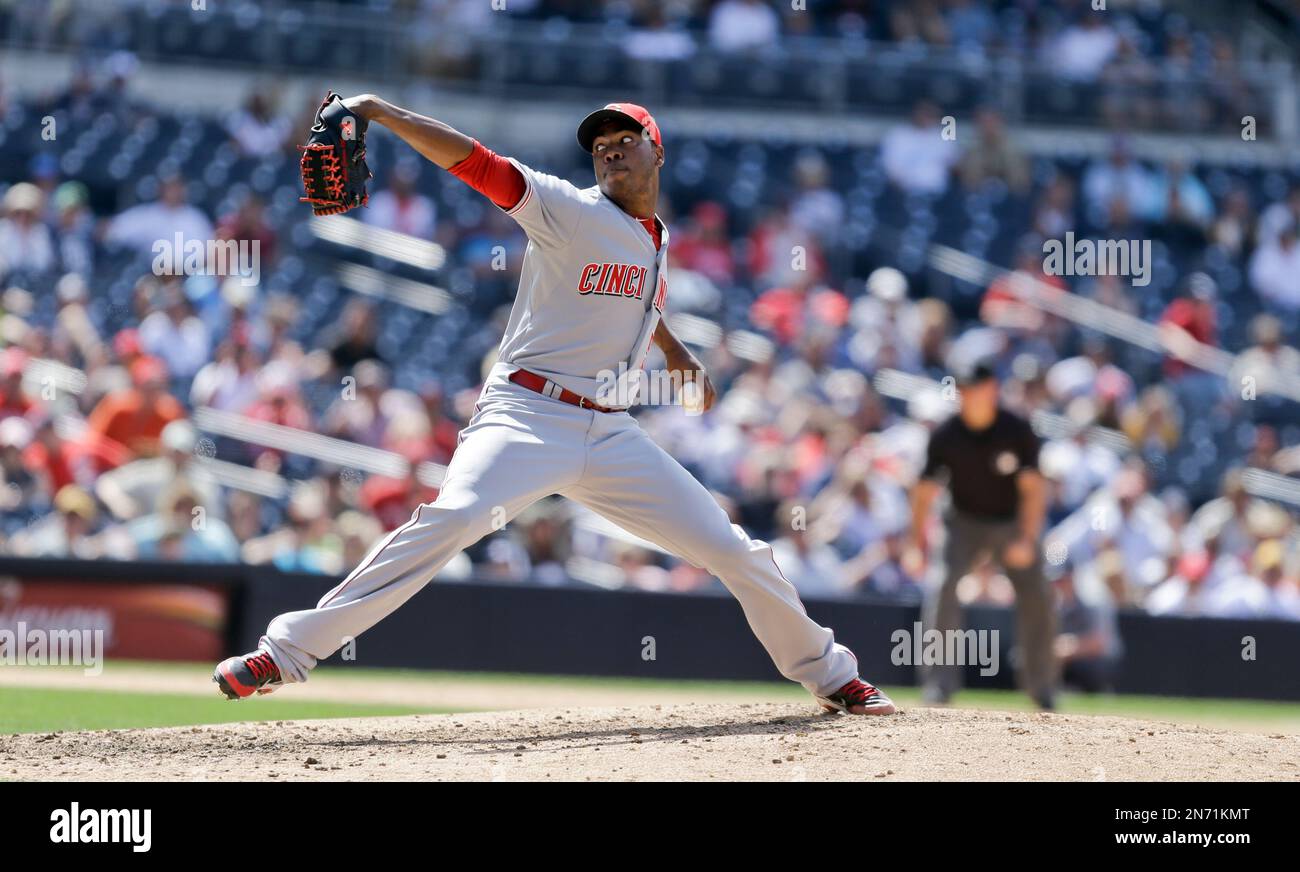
[{"xmin": 214, "ymin": 94, "xmax": 895, "ymax": 716}]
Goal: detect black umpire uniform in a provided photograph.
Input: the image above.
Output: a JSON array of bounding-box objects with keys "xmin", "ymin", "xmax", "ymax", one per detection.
[{"xmin": 917, "ymin": 361, "xmax": 1056, "ymax": 707}]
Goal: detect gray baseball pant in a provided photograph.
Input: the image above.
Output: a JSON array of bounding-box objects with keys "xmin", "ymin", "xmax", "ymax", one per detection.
[{"xmin": 259, "ymin": 373, "xmax": 859, "ymax": 697}]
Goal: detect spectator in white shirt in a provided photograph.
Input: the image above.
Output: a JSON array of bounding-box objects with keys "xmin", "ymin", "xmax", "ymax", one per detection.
[
  {"xmin": 1252, "ymin": 540, "xmax": 1300, "ymax": 621},
  {"xmin": 789, "ymin": 151, "xmax": 845, "ymax": 246},
  {"xmin": 1229, "ymin": 314, "xmax": 1300, "ymax": 400},
  {"xmin": 1147, "ymin": 539, "xmax": 1252, "ymax": 619},
  {"xmin": 190, "ymin": 340, "xmax": 262, "ymax": 414},
  {"xmin": 1040, "ymin": 435, "xmax": 1123, "ymax": 516},
  {"xmin": 1082, "ymin": 137, "xmax": 1155, "ymax": 226},
  {"xmin": 1186, "ymin": 468, "xmax": 1269, "ymax": 563},
  {"xmin": 846, "ymin": 267, "xmax": 925, "ymax": 374},
  {"xmin": 1249, "ymin": 217, "xmax": 1300, "ymax": 310},
  {"xmin": 106, "ymin": 176, "xmax": 214, "ymax": 259},
  {"xmin": 1144, "ymin": 551, "xmax": 1212, "ymax": 616},
  {"xmin": 10, "ymin": 485, "xmax": 109, "ymax": 559},
  {"xmin": 1257, "ymin": 184, "xmax": 1300, "ymax": 246},
  {"xmin": 1052, "ymin": 14, "xmax": 1120, "ymax": 81},
  {"xmin": 363, "ymin": 161, "xmax": 436, "ymax": 239},
  {"xmin": 880, "ymin": 101, "xmax": 959, "ymax": 195},
  {"xmin": 227, "ymin": 91, "xmax": 290, "ymax": 157},
  {"xmin": 0, "ymin": 182, "xmax": 55, "ymax": 276},
  {"xmin": 95, "ymin": 419, "xmax": 223, "ymax": 522},
  {"xmin": 627, "ymin": 6, "xmax": 696, "ymax": 61},
  {"xmin": 139, "ymin": 284, "xmax": 212, "ymax": 380},
  {"xmin": 1049, "ymin": 467, "xmax": 1176, "ymax": 594},
  {"xmin": 708, "ymin": 0, "xmax": 780, "ymax": 53},
  {"xmin": 770, "ymin": 501, "xmax": 847, "ymax": 598}
]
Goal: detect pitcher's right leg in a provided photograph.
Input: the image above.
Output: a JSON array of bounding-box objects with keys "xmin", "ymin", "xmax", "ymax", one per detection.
[
  {"xmin": 223, "ymin": 391, "xmax": 588, "ymax": 692},
  {"xmin": 259, "ymin": 492, "xmax": 492, "ymax": 683}
]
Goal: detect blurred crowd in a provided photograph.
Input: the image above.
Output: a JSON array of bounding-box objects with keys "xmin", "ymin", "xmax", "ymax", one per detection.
[
  {"xmin": 0, "ymin": 21, "xmax": 1298, "ymax": 639},
  {"xmin": 6, "ymin": 2, "xmax": 1274, "ymax": 136},
  {"xmin": 459, "ymin": 0, "xmax": 1262, "ymax": 131}
]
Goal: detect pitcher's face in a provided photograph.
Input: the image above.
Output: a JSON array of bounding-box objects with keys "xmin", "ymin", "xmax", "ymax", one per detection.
[{"xmin": 591, "ymin": 123, "xmax": 661, "ymax": 206}]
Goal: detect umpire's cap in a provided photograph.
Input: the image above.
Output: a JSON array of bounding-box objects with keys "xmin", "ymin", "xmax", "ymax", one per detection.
[
  {"xmin": 953, "ymin": 354, "xmax": 999, "ymax": 387},
  {"xmin": 577, "ymin": 102, "xmax": 662, "ymax": 153}
]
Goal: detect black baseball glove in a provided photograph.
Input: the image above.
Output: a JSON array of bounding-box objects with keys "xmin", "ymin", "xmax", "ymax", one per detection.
[{"xmin": 298, "ymin": 90, "xmax": 372, "ymax": 216}]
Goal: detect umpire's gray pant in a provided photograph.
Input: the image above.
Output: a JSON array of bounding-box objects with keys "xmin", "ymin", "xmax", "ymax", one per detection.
[{"xmin": 922, "ymin": 511, "xmax": 1057, "ymax": 701}]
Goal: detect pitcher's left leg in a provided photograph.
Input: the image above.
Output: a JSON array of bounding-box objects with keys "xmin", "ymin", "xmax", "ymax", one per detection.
[{"xmin": 561, "ymin": 419, "xmax": 880, "ymax": 705}]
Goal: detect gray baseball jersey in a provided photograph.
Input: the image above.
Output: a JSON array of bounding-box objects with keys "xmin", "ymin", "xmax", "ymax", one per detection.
[
  {"xmin": 257, "ymin": 156, "xmax": 861, "ymax": 699},
  {"xmin": 497, "ymin": 160, "xmax": 667, "ymax": 407}
]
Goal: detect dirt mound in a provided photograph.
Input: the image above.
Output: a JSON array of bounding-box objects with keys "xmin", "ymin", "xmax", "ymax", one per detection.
[
  {"xmin": 0, "ymin": 662, "xmax": 800, "ymax": 711},
  {"xmin": 3, "ymin": 704, "xmax": 1297, "ymax": 781}
]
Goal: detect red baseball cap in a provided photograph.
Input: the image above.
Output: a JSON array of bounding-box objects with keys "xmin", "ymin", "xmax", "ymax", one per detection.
[
  {"xmin": 113, "ymin": 328, "xmax": 142, "ymax": 360},
  {"xmin": 577, "ymin": 102, "xmax": 661, "ymax": 153},
  {"xmin": 130, "ymin": 355, "xmax": 169, "ymax": 387}
]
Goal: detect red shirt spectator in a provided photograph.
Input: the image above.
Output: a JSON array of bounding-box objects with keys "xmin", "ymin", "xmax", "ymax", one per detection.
[
  {"xmin": 22, "ymin": 420, "xmax": 77, "ymax": 491},
  {"xmin": 360, "ymin": 475, "xmax": 439, "ymax": 531},
  {"xmin": 750, "ymin": 277, "xmax": 849, "ymax": 347},
  {"xmin": 247, "ymin": 390, "xmax": 313, "ymax": 430},
  {"xmin": 84, "ymin": 356, "xmax": 184, "ymax": 466},
  {"xmin": 1159, "ymin": 294, "xmax": 1217, "ymax": 378},
  {"xmin": 672, "ymin": 202, "xmax": 735, "ymax": 285},
  {"xmin": 0, "ymin": 347, "xmax": 39, "ymax": 421},
  {"xmin": 981, "ymin": 269, "xmax": 1067, "ymax": 331}
]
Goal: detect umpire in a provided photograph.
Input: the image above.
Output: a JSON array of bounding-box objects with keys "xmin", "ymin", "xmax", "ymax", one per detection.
[{"xmin": 906, "ymin": 356, "xmax": 1057, "ymax": 709}]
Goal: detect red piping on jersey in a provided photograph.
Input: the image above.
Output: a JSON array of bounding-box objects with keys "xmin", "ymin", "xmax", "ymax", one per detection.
[
  {"xmin": 318, "ymin": 510, "xmax": 423, "ymax": 607},
  {"xmin": 640, "ymin": 217, "xmax": 661, "ymax": 251}
]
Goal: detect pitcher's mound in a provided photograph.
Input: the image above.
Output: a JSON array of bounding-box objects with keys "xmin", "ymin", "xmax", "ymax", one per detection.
[{"xmin": 5, "ymin": 703, "xmax": 1297, "ymax": 781}]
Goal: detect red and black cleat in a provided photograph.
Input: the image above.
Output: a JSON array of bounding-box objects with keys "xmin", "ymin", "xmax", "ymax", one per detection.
[
  {"xmin": 213, "ymin": 650, "xmax": 282, "ymax": 700},
  {"xmin": 816, "ymin": 678, "xmax": 897, "ymax": 716}
]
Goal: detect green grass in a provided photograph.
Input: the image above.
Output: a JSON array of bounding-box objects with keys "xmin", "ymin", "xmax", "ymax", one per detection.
[
  {"xmin": 5, "ymin": 660, "xmax": 1300, "ymax": 735},
  {"xmin": 885, "ymin": 687, "xmax": 1300, "ymax": 731},
  {"xmin": 0, "ymin": 687, "xmax": 444, "ymax": 734}
]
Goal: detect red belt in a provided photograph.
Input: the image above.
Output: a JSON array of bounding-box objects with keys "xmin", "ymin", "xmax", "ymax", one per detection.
[{"xmin": 508, "ymin": 369, "xmax": 618, "ymax": 413}]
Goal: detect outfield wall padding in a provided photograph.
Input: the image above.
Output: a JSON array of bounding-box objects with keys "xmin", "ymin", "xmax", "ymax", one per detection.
[{"xmin": 1, "ymin": 558, "xmax": 1295, "ymax": 700}]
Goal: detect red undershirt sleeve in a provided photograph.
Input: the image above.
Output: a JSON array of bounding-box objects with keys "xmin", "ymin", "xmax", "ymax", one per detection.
[
  {"xmin": 450, "ymin": 141, "xmax": 661, "ymax": 249},
  {"xmin": 447, "ymin": 140, "xmax": 527, "ymax": 211}
]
